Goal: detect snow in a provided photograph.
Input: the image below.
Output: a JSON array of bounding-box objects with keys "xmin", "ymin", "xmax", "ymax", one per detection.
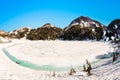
[
  {"xmin": 84, "ymin": 22, "xmax": 89, "ymax": 27},
  {"xmin": 0, "ymin": 40, "xmax": 120, "ymax": 80},
  {"xmin": 0, "ymin": 37, "xmax": 10, "ymax": 43},
  {"xmin": 115, "ymin": 25, "xmax": 118, "ymax": 29}
]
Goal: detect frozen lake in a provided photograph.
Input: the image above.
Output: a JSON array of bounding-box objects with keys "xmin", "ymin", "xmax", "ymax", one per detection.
[{"xmin": 4, "ymin": 40, "xmax": 113, "ymax": 71}]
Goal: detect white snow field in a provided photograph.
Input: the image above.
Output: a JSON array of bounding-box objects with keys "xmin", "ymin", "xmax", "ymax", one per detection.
[{"xmin": 0, "ymin": 40, "xmax": 120, "ymax": 80}]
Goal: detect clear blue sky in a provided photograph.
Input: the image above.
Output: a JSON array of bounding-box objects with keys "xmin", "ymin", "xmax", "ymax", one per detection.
[{"xmin": 0, "ymin": 0, "xmax": 120, "ymax": 32}]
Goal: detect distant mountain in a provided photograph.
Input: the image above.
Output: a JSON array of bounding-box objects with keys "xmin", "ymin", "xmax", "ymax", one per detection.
[
  {"xmin": 62, "ymin": 16, "xmax": 106, "ymax": 40},
  {"xmin": 26, "ymin": 23, "xmax": 63, "ymax": 40},
  {"xmin": 8, "ymin": 27, "xmax": 31, "ymax": 39},
  {"xmin": 41, "ymin": 23, "xmax": 54, "ymax": 28}
]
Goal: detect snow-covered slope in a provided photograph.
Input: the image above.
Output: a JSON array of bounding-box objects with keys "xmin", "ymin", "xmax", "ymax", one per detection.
[{"xmin": 0, "ymin": 36, "xmax": 10, "ymax": 43}]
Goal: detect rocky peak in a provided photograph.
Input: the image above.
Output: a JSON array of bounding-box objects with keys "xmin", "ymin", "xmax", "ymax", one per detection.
[
  {"xmin": 68, "ymin": 16, "xmax": 105, "ymax": 30},
  {"xmin": 42, "ymin": 23, "xmax": 54, "ymax": 28},
  {"xmin": 75, "ymin": 16, "xmax": 92, "ymax": 22}
]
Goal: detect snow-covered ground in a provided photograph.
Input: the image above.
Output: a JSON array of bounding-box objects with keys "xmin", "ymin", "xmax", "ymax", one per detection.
[
  {"xmin": 0, "ymin": 37, "xmax": 10, "ymax": 43},
  {"xmin": 0, "ymin": 40, "xmax": 120, "ymax": 80}
]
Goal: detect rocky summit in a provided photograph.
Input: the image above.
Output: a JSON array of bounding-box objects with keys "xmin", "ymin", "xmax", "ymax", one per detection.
[{"xmin": 68, "ymin": 16, "xmax": 105, "ymax": 29}]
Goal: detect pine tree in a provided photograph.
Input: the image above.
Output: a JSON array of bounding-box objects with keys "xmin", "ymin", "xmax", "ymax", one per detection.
[
  {"xmin": 69, "ymin": 68, "xmax": 76, "ymax": 75},
  {"xmin": 112, "ymin": 53, "xmax": 117, "ymax": 63},
  {"xmin": 83, "ymin": 65, "xmax": 86, "ymax": 71},
  {"xmin": 52, "ymin": 72, "xmax": 55, "ymax": 76},
  {"xmin": 85, "ymin": 59, "xmax": 92, "ymax": 76}
]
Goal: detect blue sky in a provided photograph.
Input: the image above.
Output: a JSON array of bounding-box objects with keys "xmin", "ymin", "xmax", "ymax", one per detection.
[{"xmin": 0, "ymin": 0, "xmax": 120, "ymax": 32}]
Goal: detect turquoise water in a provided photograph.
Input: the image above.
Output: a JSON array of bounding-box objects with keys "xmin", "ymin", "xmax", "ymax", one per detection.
[{"xmin": 2, "ymin": 47, "xmax": 101, "ymax": 71}]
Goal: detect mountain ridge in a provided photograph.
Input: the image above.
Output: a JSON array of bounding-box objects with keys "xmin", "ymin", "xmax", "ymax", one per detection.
[{"xmin": 0, "ymin": 16, "xmax": 120, "ymax": 41}]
